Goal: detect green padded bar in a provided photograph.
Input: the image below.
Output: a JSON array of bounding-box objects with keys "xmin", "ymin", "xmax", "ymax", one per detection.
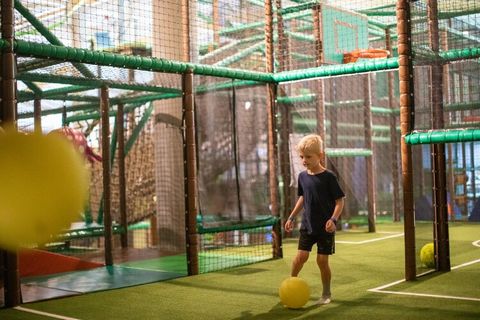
[
  {"xmin": 214, "ymin": 42, "xmax": 264, "ymax": 67},
  {"xmin": 57, "ymin": 223, "xmax": 124, "ymax": 241},
  {"xmin": 197, "ymin": 215, "xmax": 279, "ymax": 234},
  {"xmin": 440, "ymin": 8, "xmax": 480, "ymax": 19},
  {"xmin": 196, "ymin": 79, "xmax": 262, "ymax": 93},
  {"xmin": 22, "ymin": 81, "xmax": 42, "ymax": 95},
  {"xmin": 291, "ymin": 52, "xmax": 315, "ymax": 62},
  {"xmin": 325, "ymin": 148, "xmax": 373, "ymax": 157},
  {"xmin": 65, "ymin": 94, "xmax": 178, "ymax": 123},
  {"xmin": 277, "ymin": 94, "xmax": 316, "ymax": 104},
  {"xmin": 273, "ymin": 57, "xmax": 399, "ymax": 82},
  {"xmin": 404, "ymin": 129, "xmax": 480, "ymax": 145},
  {"xmin": 358, "ymin": 3, "xmax": 396, "ymax": 14},
  {"xmin": 279, "ymin": 1, "xmax": 320, "ymax": 15},
  {"xmin": 64, "ymin": 103, "xmax": 145, "ymax": 124},
  {"xmin": 18, "ymin": 85, "xmax": 97, "ymax": 102},
  {"xmin": 219, "ymin": 11, "xmax": 310, "ymax": 36},
  {"xmin": 439, "ymin": 47, "xmax": 480, "ymax": 61},
  {"xmin": 285, "ymin": 31, "xmax": 314, "ymax": 42},
  {"xmin": 18, "ymin": 73, "xmax": 182, "ymax": 95},
  {"xmin": 14, "ymin": 40, "xmax": 274, "ymax": 83},
  {"xmin": 293, "ymin": 118, "xmax": 398, "ymax": 132},
  {"xmin": 0, "ymin": 38, "xmax": 9, "ymax": 49},
  {"xmin": 18, "ymin": 102, "xmax": 100, "ymax": 119},
  {"xmin": 445, "ymin": 101, "xmax": 480, "ymax": 112}
]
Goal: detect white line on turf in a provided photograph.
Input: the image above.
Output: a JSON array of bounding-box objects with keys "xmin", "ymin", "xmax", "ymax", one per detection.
[
  {"xmin": 451, "ymin": 258, "xmax": 480, "ymax": 270},
  {"xmin": 472, "ymin": 240, "xmax": 480, "ymax": 248},
  {"xmin": 370, "ymin": 290, "xmax": 480, "ymax": 302},
  {"xmin": 368, "ymin": 258, "xmax": 480, "ymax": 302},
  {"xmin": 337, "ymin": 232, "xmax": 404, "ymax": 244},
  {"xmin": 14, "ymin": 306, "xmax": 81, "ymax": 320}
]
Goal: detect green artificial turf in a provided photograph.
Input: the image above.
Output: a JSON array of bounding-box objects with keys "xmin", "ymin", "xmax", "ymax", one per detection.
[{"xmin": 1, "ymin": 222, "xmax": 479, "ymax": 320}]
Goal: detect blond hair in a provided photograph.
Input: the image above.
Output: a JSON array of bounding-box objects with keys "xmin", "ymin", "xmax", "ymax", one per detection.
[{"xmin": 296, "ymin": 134, "xmax": 323, "ymax": 155}]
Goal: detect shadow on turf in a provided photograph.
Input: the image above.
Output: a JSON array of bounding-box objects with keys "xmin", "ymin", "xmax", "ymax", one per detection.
[
  {"xmin": 232, "ymin": 302, "xmax": 320, "ymax": 320},
  {"xmin": 230, "ymin": 296, "xmax": 480, "ymax": 320}
]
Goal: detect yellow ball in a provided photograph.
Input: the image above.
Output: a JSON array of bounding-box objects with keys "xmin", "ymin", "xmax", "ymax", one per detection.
[
  {"xmin": 0, "ymin": 129, "xmax": 89, "ymax": 251},
  {"xmin": 279, "ymin": 277, "xmax": 310, "ymax": 309},
  {"xmin": 420, "ymin": 242, "xmax": 435, "ymax": 268}
]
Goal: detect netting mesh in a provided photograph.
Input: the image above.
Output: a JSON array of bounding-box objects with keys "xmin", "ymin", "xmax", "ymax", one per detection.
[
  {"xmin": 196, "ymin": 79, "xmax": 270, "ymax": 224},
  {"xmin": 3, "ymin": 0, "xmax": 480, "ymax": 304},
  {"xmin": 406, "ymin": 1, "xmax": 480, "ymax": 272},
  {"xmin": 284, "ymin": 72, "xmax": 400, "ymax": 227}
]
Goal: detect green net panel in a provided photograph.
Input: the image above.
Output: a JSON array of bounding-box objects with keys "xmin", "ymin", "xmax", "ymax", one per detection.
[
  {"xmin": 195, "ymin": 76, "xmax": 275, "ymax": 272},
  {"xmin": 407, "ymin": 1, "xmax": 480, "ymax": 274}
]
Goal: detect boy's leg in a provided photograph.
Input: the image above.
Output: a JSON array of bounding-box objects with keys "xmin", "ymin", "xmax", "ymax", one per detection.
[
  {"xmin": 316, "ymin": 254, "xmax": 332, "ymax": 304},
  {"xmin": 291, "ymin": 250, "xmax": 309, "ymax": 276}
]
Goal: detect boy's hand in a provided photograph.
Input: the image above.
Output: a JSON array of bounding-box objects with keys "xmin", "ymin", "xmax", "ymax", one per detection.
[
  {"xmin": 284, "ymin": 219, "xmax": 294, "ymax": 232},
  {"xmin": 325, "ymin": 219, "xmax": 337, "ymax": 233}
]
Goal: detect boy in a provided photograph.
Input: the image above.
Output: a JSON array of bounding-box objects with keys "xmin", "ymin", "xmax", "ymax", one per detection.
[{"xmin": 284, "ymin": 134, "xmax": 345, "ymax": 305}]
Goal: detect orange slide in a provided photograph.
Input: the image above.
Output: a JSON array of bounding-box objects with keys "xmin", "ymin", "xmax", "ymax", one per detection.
[{"xmin": 19, "ymin": 248, "xmax": 104, "ymax": 277}]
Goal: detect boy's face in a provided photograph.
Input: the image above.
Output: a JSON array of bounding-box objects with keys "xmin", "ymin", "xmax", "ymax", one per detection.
[{"xmin": 299, "ymin": 151, "xmax": 321, "ymax": 170}]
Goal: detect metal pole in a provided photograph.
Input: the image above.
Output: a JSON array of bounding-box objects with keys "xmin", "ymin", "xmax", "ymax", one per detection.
[
  {"xmin": 101, "ymin": 85, "xmax": 113, "ymax": 266},
  {"xmin": 397, "ymin": 0, "xmax": 416, "ymax": 281}
]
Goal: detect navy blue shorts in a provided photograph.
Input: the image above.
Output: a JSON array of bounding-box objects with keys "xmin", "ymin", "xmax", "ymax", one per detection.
[{"xmin": 298, "ymin": 230, "xmax": 335, "ymax": 255}]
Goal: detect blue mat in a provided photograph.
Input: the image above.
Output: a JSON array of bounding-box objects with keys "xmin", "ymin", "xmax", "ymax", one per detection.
[{"xmin": 23, "ymin": 266, "xmax": 184, "ymax": 295}]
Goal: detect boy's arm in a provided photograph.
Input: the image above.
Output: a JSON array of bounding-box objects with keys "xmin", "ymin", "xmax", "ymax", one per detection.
[
  {"xmin": 325, "ymin": 197, "xmax": 345, "ymax": 233},
  {"xmin": 330, "ymin": 197, "xmax": 345, "ymax": 222},
  {"xmin": 288, "ymin": 196, "xmax": 304, "ymax": 220},
  {"xmin": 284, "ymin": 196, "xmax": 304, "ymax": 232}
]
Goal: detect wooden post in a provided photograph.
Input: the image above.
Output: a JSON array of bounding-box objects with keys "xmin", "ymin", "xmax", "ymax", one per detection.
[
  {"xmin": 312, "ymin": 4, "xmax": 327, "ymax": 167},
  {"xmin": 183, "ymin": 69, "xmax": 199, "ymax": 275},
  {"xmin": 265, "ymin": 0, "xmax": 282, "ymax": 258},
  {"xmin": 1, "ymin": 0, "xmax": 21, "ymax": 307},
  {"xmin": 397, "ymin": 0, "xmax": 416, "ymax": 281},
  {"xmin": 101, "ymin": 86, "xmax": 113, "ymax": 266},
  {"xmin": 427, "ymin": 0, "xmax": 450, "ymax": 272},
  {"xmin": 116, "ymin": 103, "xmax": 128, "ymax": 248},
  {"xmin": 275, "ymin": 0, "xmax": 294, "ymax": 229},
  {"xmin": 33, "ymin": 99, "xmax": 42, "ymax": 134},
  {"xmin": 386, "ymin": 28, "xmax": 401, "ymax": 222},
  {"xmin": 364, "ymin": 74, "xmax": 376, "ymax": 233}
]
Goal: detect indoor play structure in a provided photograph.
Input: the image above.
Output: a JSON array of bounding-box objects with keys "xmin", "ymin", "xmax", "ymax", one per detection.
[{"xmin": 1, "ymin": 0, "xmax": 479, "ymax": 308}]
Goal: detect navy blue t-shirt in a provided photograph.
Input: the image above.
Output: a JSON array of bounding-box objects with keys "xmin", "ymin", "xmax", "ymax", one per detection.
[{"xmin": 297, "ymin": 170, "xmax": 345, "ymax": 235}]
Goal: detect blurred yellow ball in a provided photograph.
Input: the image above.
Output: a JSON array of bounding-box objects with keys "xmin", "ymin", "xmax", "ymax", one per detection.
[
  {"xmin": 420, "ymin": 242, "xmax": 435, "ymax": 268},
  {"xmin": 0, "ymin": 129, "xmax": 89, "ymax": 251},
  {"xmin": 279, "ymin": 276, "xmax": 310, "ymax": 309}
]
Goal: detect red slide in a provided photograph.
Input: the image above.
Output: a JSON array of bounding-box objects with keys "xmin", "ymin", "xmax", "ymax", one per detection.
[{"xmin": 19, "ymin": 249, "xmax": 104, "ymax": 277}]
